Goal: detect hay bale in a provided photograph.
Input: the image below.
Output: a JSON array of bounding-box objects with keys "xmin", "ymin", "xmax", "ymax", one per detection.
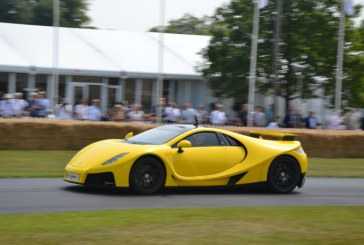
[{"xmin": 0, "ymin": 119, "xmax": 363, "ymax": 158}]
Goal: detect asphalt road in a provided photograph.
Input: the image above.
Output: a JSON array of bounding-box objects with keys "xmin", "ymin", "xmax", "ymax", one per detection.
[{"xmin": 0, "ymin": 177, "xmax": 363, "ymax": 213}]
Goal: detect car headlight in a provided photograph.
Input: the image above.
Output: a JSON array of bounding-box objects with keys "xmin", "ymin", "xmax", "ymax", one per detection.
[
  {"xmin": 296, "ymin": 147, "xmax": 305, "ymax": 154},
  {"xmin": 102, "ymin": 152, "xmax": 129, "ymax": 165}
]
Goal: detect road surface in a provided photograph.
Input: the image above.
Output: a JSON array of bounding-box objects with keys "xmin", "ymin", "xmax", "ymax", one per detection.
[{"xmin": 0, "ymin": 177, "xmax": 363, "ymax": 213}]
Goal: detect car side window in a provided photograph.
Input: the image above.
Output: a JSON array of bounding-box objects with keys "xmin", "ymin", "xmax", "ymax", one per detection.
[
  {"xmin": 217, "ymin": 133, "xmax": 241, "ymax": 146},
  {"xmin": 185, "ymin": 132, "xmax": 220, "ymax": 147},
  {"xmin": 224, "ymin": 135, "xmax": 241, "ymax": 146},
  {"xmin": 217, "ymin": 133, "xmax": 229, "ymax": 145}
]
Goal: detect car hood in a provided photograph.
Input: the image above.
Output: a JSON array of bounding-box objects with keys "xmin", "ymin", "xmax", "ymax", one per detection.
[{"xmin": 67, "ymin": 139, "xmax": 156, "ymax": 170}]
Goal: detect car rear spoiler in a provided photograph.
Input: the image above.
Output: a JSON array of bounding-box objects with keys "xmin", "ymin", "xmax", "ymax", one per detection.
[{"xmin": 249, "ymin": 130, "xmax": 297, "ymax": 141}]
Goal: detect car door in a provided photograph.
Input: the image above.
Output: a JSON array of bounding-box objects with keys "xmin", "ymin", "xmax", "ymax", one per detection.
[{"xmin": 172, "ymin": 132, "xmax": 246, "ymax": 177}]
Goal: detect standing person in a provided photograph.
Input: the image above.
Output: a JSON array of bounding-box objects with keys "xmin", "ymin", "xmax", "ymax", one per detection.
[
  {"xmin": 210, "ymin": 103, "xmax": 227, "ymax": 125},
  {"xmin": 108, "ymin": 104, "xmax": 125, "ymax": 122},
  {"xmin": 326, "ymin": 112, "xmax": 346, "ymax": 130},
  {"xmin": 86, "ymin": 99, "xmax": 103, "ymax": 121},
  {"xmin": 12, "ymin": 93, "xmax": 28, "ymax": 117},
  {"xmin": 305, "ymin": 111, "xmax": 319, "ymax": 129},
  {"xmin": 267, "ymin": 117, "xmax": 280, "ymax": 128},
  {"xmin": 128, "ymin": 104, "xmax": 144, "ymax": 121},
  {"xmin": 181, "ymin": 102, "xmax": 198, "ymax": 124},
  {"xmin": 56, "ymin": 98, "xmax": 73, "ymax": 120},
  {"xmin": 29, "ymin": 92, "xmax": 41, "ymax": 117},
  {"xmin": 197, "ymin": 105, "xmax": 209, "ymax": 124},
  {"xmin": 164, "ymin": 102, "xmax": 180, "ymax": 123},
  {"xmin": 74, "ymin": 99, "xmax": 89, "ymax": 120},
  {"xmin": 239, "ymin": 104, "xmax": 248, "ymax": 126},
  {"xmin": 29, "ymin": 91, "xmax": 50, "ymax": 118},
  {"xmin": 253, "ymin": 106, "xmax": 267, "ymax": 127},
  {"xmin": 0, "ymin": 94, "xmax": 15, "ymax": 118},
  {"xmin": 37, "ymin": 91, "xmax": 50, "ymax": 118},
  {"xmin": 265, "ymin": 104, "xmax": 274, "ymax": 124},
  {"xmin": 284, "ymin": 108, "xmax": 303, "ymax": 128},
  {"xmin": 349, "ymin": 109, "xmax": 362, "ymax": 130},
  {"xmin": 151, "ymin": 97, "xmax": 166, "ymax": 122}
]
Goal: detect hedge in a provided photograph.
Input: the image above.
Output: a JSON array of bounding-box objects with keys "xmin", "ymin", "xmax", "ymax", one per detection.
[{"xmin": 0, "ymin": 119, "xmax": 363, "ymax": 158}]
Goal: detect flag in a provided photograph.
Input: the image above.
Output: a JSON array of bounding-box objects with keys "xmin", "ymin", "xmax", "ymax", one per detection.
[
  {"xmin": 258, "ymin": 0, "xmax": 269, "ymax": 9},
  {"xmin": 344, "ymin": 0, "xmax": 354, "ymax": 16}
]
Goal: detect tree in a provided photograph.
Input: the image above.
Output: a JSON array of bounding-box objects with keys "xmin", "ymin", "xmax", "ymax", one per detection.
[
  {"xmin": 343, "ymin": 21, "xmax": 364, "ymax": 107},
  {"xmin": 150, "ymin": 14, "xmax": 212, "ymax": 35},
  {"xmin": 201, "ymin": 0, "xmax": 362, "ymax": 111},
  {"xmin": 0, "ymin": 0, "xmax": 35, "ymax": 24},
  {"xmin": 0, "ymin": 0, "xmax": 89, "ymax": 27}
]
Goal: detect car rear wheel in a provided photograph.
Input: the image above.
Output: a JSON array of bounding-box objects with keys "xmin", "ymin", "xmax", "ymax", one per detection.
[
  {"xmin": 129, "ymin": 156, "xmax": 166, "ymax": 194},
  {"xmin": 267, "ymin": 156, "xmax": 301, "ymax": 194}
]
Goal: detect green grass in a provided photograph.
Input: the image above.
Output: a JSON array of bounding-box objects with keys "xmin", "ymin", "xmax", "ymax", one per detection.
[
  {"xmin": 0, "ymin": 150, "xmax": 363, "ymax": 178},
  {"xmin": 309, "ymin": 158, "xmax": 364, "ymax": 178},
  {"xmin": 0, "ymin": 206, "xmax": 363, "ymax": 244},
  {"xmin": 0, "ymin": 151, "xmax": 75, "ymax": 178}
]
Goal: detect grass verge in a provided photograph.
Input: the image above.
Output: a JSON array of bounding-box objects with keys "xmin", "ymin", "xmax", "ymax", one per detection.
[
  {"xmin": 0, "ymin": 206, "xmax": 363, "ymax": 244},
  {"xmin": 0, "ymin": 151, "xmax": 75, "ymax": 178},
  {"xmin": 0, "ymin": 150, "xmax": 363, "ymax": 178}
]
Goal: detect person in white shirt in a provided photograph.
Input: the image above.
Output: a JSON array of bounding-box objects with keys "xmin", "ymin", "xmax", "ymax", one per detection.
[
  {"xmin": 181, "ymin": 102, "xmax": 198, "ymax": 124},
  {"xmin": 12, "ymin": 93, "xmax": 28, "ymax": 117},
  {"xmin": 128, "ymin": 104, "xmax": 144, "ymax": 121},
  {"xmin": 0, "ymin": 94, "xmax": 15, "ymax": 118},
  {"xmin": 56, "ymin": 98, "xmax": 73, "ymax": 120},
  {"xmin": 253, "ymin": 106, "xmax": 267, "ymax": 127},
  {"xmin": 326, "ymin": 112, "xmax": 346, "ymax": 130},
  {"xmin": 74, "ymin": 99, "xmax": 89, "ymax": 120},
  {"xmin": 86, "ymin": 99, "xmax": 103, "ymax": 121},
  {"xmin": 267, "ymin": 117, "xmax": 280, "ymax": 128},
  {"xmin": 210, "ymin": 104, "xmax": 227, "ymax": 125},
  {"xmin": 164, "ymin": 102, "xmax": 181, "ymax": 123}
]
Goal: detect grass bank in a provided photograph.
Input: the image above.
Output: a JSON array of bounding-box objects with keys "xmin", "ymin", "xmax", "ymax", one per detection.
[
  {"xmin": 0, "ymin": 150, "xmax": 363, "ymax": 178},
  {"xmin": 0, "ymin": 206, "xmax": 363, "ymax": 244}
]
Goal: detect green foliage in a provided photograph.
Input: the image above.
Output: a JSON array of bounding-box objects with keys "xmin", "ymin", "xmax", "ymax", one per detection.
[
  {"xmin": 201, "ymin": 0, "xmax": 363, "ymax": 108},
  {"xmin": 344, "ymin": 23, "xmax": 364, "ymax": 107},
  {"xmin": 0, "ymin": 0, "xmax": 35, "ymax": 24},
  {"xmin": 150, "ymin": 14, "xmax": 212, "ymax": 35},
  {"xmin": 0, "ymin": 0, "xmax": 89, "ymax": 27}
]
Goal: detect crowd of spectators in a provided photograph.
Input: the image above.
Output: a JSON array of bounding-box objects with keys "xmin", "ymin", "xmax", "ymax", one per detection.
[{"xmin": 1, "ymin": 92, "xmax": 364, "ymax": 130}]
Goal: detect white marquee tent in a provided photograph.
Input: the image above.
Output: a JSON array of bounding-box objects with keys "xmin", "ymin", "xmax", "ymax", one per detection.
[{"xmin": 0, "ymin": 22, "xmax": 210, "ymax": 79}]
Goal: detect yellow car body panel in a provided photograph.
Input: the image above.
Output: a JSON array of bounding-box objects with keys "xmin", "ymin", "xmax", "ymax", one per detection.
[{"xmin": 64, "ymin": 126, "xmax": 308, "ymax": 189}]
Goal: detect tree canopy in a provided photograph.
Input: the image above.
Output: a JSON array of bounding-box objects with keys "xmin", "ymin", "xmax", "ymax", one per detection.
[
  {"xmin": 0, "ymin": 0, "xmax": 90, "ymax": 28},
  {"xmin": 153, "ymin": 0, "xmax": 364, "ymax": 108},
  {"xmin": 150, "ymin": 14, "xmax": 212, "ymax": 35},
  {"xmin": 202, "ymin": 0, "xmax": 363, "ymax": 108}
]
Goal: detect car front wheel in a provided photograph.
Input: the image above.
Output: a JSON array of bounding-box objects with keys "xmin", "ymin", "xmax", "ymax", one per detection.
[
  {"xmin": 267, "ymin": 156, "xmax": 301, "ymax": 194},
  {"xmin": 129, "ymin": 156, "xmax": 166, "ymax": 194}
]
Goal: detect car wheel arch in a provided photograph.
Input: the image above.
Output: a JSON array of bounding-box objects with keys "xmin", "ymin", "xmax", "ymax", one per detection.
[{"xmin": 269, "ymin": 154, "xmax": 302, "ymax": 172}]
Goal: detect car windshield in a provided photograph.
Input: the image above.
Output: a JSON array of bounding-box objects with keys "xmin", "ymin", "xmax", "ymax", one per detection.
[{"xmin": 126, "ymin": 125, "xmax": 193, "ymax": 145}]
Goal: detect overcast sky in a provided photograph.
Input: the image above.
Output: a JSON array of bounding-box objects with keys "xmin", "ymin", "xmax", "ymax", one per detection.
[{"xmin": 88, "ymin": 0, "xmax": 364, "ymax": 32}]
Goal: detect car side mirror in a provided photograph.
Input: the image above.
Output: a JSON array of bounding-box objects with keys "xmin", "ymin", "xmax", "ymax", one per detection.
[
  {"xmin": 125, "ymin": 132, "xmax": 134, "ymax": 140},
  {"xmin": 177, "ymin": 140, "xmax": 192, "ymax": 153}
]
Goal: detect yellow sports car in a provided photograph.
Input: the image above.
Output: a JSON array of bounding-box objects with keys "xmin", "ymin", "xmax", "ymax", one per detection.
[{"xmin": 64, "ymin": 125, "xmax": 308, "ymax": 194}]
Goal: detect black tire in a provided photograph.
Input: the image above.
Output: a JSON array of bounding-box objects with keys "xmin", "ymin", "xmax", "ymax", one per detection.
[
  {"xmin": 267, "ymin": 156, "xmax": 301, "ymax": 194},
  {"xmin": 129, "ymin": 156, "xmax": 166, "ymax": 194}
]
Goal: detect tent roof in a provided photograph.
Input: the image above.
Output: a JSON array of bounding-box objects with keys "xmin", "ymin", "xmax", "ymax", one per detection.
[{"xmin": 0, "ymin": 22, "xmax": 210, "ymax": 79}]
